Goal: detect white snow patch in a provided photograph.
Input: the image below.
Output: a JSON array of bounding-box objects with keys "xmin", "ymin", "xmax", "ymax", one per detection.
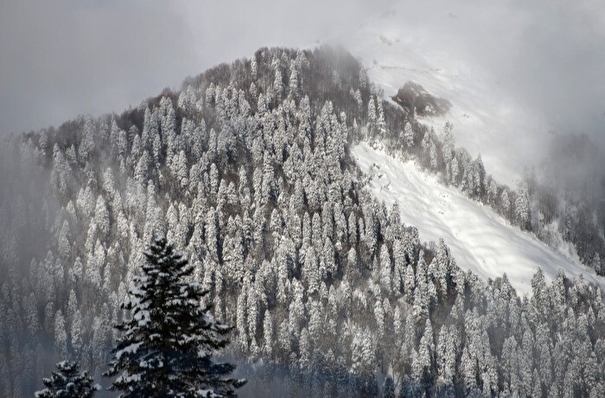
[
  {"xmin": 352, "ymin": 143, "xmax": 605, "ymax": 296},
  {"xmin": 116, "ymin": 341, "xmax": 143, "ymax": 360}
]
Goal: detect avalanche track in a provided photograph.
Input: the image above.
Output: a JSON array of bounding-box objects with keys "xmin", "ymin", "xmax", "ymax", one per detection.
[{"xmin": 353, "ymin": 142, "xmax": 604, "ymax": 296}]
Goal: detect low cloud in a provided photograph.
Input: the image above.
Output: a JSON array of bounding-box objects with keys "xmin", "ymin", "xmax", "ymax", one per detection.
[
  {"xmin": 2, "ymin": 0, "xmax": 603, "ymax": 149},
  {"xmin": 399, "ymin": 0, "xmax": 605, "ymax": 144},
  {"xmin": 0, "ymin": 0, "xmax": 194, "ymax": 134},
  {"xmin": 0, "ymin": 0, "xmax": 392, "ymax": 135}
]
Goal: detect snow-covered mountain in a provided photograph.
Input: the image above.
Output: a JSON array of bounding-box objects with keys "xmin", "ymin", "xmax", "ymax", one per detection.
[{"xmin": 2, "ymin": 26, "xmax": 605, "ymax": 397}]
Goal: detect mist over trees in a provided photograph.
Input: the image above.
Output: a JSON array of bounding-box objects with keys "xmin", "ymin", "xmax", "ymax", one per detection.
[{"xmin": 0, "ymin": 46, "xmax": 604, "ymax": 397}]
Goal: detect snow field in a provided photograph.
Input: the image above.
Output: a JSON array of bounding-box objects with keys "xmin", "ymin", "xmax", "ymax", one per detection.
[{"xmin": 352, "ymin": 142, "xmax": 605, "ymax": 296}]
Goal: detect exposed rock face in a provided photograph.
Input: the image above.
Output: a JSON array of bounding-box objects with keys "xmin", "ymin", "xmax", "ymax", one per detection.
[{"xmin": 392, "ymin": 81, "xmax": 451, "ymax": 117}]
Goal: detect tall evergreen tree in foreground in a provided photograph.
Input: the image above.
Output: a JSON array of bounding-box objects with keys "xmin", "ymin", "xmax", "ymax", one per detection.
[
  {"xmin": 35, "ymin": 361, "xmax": 99, "ymax": 398},
  {"xmin": 104, "ymin": 235, "xmax": 245, "ymax": 398}
]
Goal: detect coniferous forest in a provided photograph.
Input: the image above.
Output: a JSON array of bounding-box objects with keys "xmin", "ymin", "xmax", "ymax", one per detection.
[{"xmin": 2, "ymin": 46, "xmax": 605, "ymax": 397}]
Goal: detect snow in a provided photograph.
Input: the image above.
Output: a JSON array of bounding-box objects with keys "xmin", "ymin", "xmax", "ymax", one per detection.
[
  {"xmin": 352, "ymin": 143, "xmax": 605, "ymax": 296},
  {"xmin": 340, "ymin": 4, "xmax": 552, "ymax": 186},
  {"xmin": 117, "ymin": 372, "xmax": 142, "ymax": 384},
  {"xmin": 116, "ymin": 341, "xmax": 143, "ymax": 360}
]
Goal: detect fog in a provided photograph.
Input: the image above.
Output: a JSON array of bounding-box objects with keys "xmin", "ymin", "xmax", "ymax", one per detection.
[
  {"xmin": 405, "ymin": 0, "xmax": 605, "ymax": 146},
  {"xmin": 426, "ymin": 0, "xmax": 605, "ymax": 188},
  {"xmin": 0, "ymin": 0, "xmax": 390, "ymax": 135},
  {"xmin": 2, "ymin": 0, "xmax": 604, "ymax": 150},
  {"xmin": 0, "ymin": 0, "xmax": 195, "ymax": 134}
]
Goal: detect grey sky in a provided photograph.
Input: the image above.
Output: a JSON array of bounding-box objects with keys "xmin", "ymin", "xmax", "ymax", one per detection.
[
  {"xmin": 1, "ymin": 0, "xmax": 604, "ymax": 146},
  {"xmin": 0, "ymin": 0, "xmax": 389, "ymax": 134},
  {"xmin": 470, "ymin": 0, "xmax": 605, "ymax": 142},
  {"xmin": 0, "ymin": 0, "xmax": 195, "ymax": 134}
]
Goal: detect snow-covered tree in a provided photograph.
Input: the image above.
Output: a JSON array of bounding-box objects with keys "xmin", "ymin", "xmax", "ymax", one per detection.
[
  {"xmin": 79, "ymin": 117, "xmax": 96, "ymax": 162},
  {"xmin": 104, "ymin": 235, "xmax": 246, "ymax": 397},
  {"xmin": 403, "ymin": 122, "xmax": 414, "ymax": 149},
  {"xmin": 515, "ymin": 180, "xmax": 531, "ymax": 229},
  {"xmin": 54, "ymin": 311, "xmax": 68, "ymax": 360},
  {"xmin": 35, "ymin": 361, "xmax": 99, "ymax": 398}
]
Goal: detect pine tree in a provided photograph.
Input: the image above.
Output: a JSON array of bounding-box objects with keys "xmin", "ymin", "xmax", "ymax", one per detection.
[
  {"xmin": 35, "ymin": 361, "xmax": 99, "ymax": 398},
  {"xmin": 104, "ymin": 235, "xmax": 246, "ymax": 397},
  {"xmin": 383, "ymin": 375, "xmax": 395, "ymax": 398},
  {"xmin": 403, "ymin": 122, "xmax": 415, "ymax": 149},
  {"xmin": 515, "ymin": 180, "xmax": 531, "ymax": 229}
]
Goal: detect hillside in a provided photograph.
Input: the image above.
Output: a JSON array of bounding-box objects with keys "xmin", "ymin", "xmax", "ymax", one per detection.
[
  {"xmin": 353, "ymin": 142, "xmax": 603, "ymax": 296},
  {"xmin": 1, "ymin": 46, "xmax": 605, "ymax": 398},
  {"xmin": 341, "ymin": 3, "xmax": 605, "ymax": 284}
]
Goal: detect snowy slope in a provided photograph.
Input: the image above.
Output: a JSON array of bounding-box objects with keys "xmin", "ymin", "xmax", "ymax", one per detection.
[
  {"xmin": 352, "ymin": 143, "xmax": 604, "ymax": 296},
  {"xmin": 340, "ymin": 4, "xmax": 552, "ymax": 186},
  {"xmin": 333, "ymin": 2, "xmax": 605, "ymax": 296}
]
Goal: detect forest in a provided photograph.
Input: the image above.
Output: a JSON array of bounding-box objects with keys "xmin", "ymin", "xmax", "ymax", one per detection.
[{"xmin": 0, "ymin": 46, "xmax": 605, "ymax": 397}]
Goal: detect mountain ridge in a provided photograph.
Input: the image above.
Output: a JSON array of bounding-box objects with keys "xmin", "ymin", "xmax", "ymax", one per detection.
[{"xmin": 1, "ymin": 45, "xmax": 605, "ymax": 397}]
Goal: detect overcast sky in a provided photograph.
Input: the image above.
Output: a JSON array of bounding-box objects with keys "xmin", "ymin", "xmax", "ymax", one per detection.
[
  {"xmin": 1, "ymin": 0, "xmax": 604, "ymax": 144},
  {"xmin": 0, "ymin": 0, "xmax": 389, "ymax": 134}
]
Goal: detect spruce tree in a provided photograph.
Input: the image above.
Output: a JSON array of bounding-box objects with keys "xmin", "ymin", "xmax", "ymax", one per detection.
[
  {"xmin": 104, "ymin": 235, "xmax": 246, "ymax": 397},
  {"xmin": 35, "ymin": 361, "xmax": 99, "ymax": 398}
]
